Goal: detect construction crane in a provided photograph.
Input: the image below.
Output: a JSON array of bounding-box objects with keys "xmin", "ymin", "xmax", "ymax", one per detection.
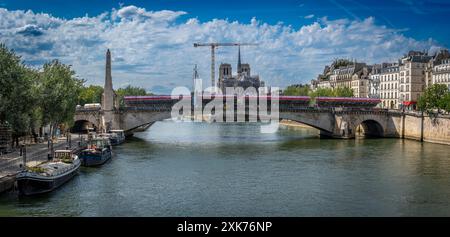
[{"xmin": 193, "ymin": 43, "xmax": 258, "ymax": 91}]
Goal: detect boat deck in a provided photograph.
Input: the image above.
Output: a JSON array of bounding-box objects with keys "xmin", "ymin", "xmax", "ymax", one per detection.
[{"xmin": 35, "ymin": 161, "xmax": 77, "ymax": 176}]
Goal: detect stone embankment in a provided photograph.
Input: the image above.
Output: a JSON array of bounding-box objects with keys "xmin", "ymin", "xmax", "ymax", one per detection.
[{"xmin": 281, "ymin": 111, "xmax": 450, "ymax": 146}]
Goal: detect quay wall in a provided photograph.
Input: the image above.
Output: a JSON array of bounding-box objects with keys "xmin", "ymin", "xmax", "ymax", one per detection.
[
  {"xmin": 0, "ymin": 175, "xmax": 15, "ymax": 193},
  {"xmin": 283, "ymin": 112, "xmax": 450, "ymax": 146},
  {"xmin": 390, "ymin": 112, "xmax": 450, "ymax": 145},
  {"xmin": 419, "ymin": 115, "xmax": 450, "ymax": 145}
]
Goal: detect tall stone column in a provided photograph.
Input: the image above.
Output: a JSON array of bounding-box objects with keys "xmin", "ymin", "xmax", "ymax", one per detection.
[
  {"xmin": 102, "ymin": 49, "xmax": 114, "ymax": 112},
  {"xmin": 101, "ymin": 49, "xmax": 116, "ymax": 132}
]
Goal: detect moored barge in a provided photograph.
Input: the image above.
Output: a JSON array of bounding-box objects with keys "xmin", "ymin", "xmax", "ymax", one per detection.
[
  {"xmin": 16, "ymin": 150, "xmax": 80, "ymax": 196},
  {"xmin": 79, "ymin": 137, "xmax": 112, "ymax": 167}
]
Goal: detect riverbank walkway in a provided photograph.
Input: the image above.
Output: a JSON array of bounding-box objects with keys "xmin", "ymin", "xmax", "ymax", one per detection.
[{"xmin": 0, "ymin": 134, "xmax": 85, "ymax": 193}]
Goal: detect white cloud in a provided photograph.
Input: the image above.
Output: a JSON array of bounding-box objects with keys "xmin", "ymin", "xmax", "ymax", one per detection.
[
  {"xmin": 112, "ymin": 5, "xmax": 186, "ymax": 23},
  {"xmin": 0, "ymin": 6, "xmax": 442, "ymax": 94},
  {"xmin": 304, "ymin": 14, "xmax": 315, "ymax": 19}
]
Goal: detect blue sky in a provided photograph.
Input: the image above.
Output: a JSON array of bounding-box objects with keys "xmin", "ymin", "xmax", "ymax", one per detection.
[{"xmin": 0, "ymin": 0, "xmax": 449, "ymax": 93}]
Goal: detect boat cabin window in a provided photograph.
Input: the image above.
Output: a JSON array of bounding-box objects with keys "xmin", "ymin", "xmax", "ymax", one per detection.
[
  {"xmin": 88, "ymin": 139, "xmax": 110, "ymax": 149},
  {"xmin": 54, "ymin": 150, "xmax": 72, "ymax": 159}
]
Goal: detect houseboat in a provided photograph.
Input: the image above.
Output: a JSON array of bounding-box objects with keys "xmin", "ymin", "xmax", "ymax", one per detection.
[
  {"xmin": 108, "ymin": 130, "xmax": 126, "ymax": 145},
  {"xmin": 16, "ymin": 150, "xmax": 80, "ymax": 196},
  {"xmin": 79, "ymin": 137, "xmax": 112, "ymax": 167}
]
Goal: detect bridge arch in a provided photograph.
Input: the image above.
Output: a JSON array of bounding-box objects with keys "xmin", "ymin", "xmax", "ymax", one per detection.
[
  {"xmin": 72, "ymin": 111, "xmax": 102, "ymax": 133},
  {"xmin": 120, "ymin": 110, "xmax": 172, "ymax": 133},
  {"xmin": 71, "ymin": 119, "xmax": 98, "ymax": 133},
  {"xmin": 279, "ymin": 118, "xmax": 333, "ymax": 135},
  {"xmin": 355, "ymin": 119, "xmax": 384, "ymax": 138},
  {"xmin": 279, "ymin": 111, "xmax": 335, "ymax": 135}
]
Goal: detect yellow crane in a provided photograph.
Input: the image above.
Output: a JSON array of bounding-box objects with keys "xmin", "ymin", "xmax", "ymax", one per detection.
[{"xmin": 193, "ymin": 43, "xmax": 258, "ymax": 91}]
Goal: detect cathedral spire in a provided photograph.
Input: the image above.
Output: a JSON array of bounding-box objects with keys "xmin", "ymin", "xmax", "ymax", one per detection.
[
  {"xmin": 193, "ymin": 64, "xmax": 199, "ymax": 91},
  {"xmin": 193, "ymin": 64, "xmax": 199, "ymax": 79},
  {"xmin": 237, "ymin": 45, "xmax": 242, "ymax": 74}
]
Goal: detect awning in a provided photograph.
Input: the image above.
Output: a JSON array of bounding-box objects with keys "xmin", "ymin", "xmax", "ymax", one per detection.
[{"xmin": 402, "ymin": 101, "xmax": 417, "ymax": 106}]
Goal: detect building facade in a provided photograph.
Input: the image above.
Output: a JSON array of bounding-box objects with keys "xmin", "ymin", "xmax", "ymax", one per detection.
[
  {"xmin": 399, "ymin": 51, "xmax": 432, "ymax": 109},
  {"xmin": 311, "ymin": 59, "xmax": 371, "ymax": 97},
  {"xmin": 379, "ymin": 63, "xmax": 400, "ymax": 109},
  {"xmin": 428, "ymin": 49, "xmax": 450, "ymax": 90},
  {"xmin": 308, "ymin": 49, "xmax": 450, "ymax": 110},
  {"xmin": 368, "ymin": 64, "xmax": 381, "ymax": 98},
  {"xmin": 432, "ymin": 59, "xmax": 450, "ymax": 90},
  {"xmin": 351, "ymin": 66, "xmax": 371, "ymax": 98}
]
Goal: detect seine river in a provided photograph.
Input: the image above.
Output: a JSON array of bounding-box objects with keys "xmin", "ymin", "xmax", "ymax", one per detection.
[{"xmin": 1, "ymin": 120, "xmax": 450, "ymax": 216}]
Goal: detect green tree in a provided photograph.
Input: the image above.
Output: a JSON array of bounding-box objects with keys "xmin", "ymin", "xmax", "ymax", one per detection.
[
  {"xmin": 0, "ymin": 44, "xmax": 39, "ymax": 146},
  {"xmin": 441, "ymin": 92, "xmax": 450, "ymax": 113},
  {"xmin": 308, "ymin": 88, "xmax": 334, "ymax": 97},
  {"xmin": 417, "ymin": 84, "xmax": 449, "ymax": 114},
  {"xmin": 116, "ymin": 85, "xmax": 152, "ymax": 107},
  {"xmin": 333, "ymin": 87, "xmax": 354, "ymax": 97},
  {"xmin": 78, "ymin": 85, "xmax": 103, "ymax": 105},
  {"xmin": 24, "ymin": 68, "xmax": 43, "ymax": 141},
  {"xmin": 283, "ymin": 84, "xmax": 310, "ymax": 96},
  {"xmin": 308, "ymin": 87, "xmax": 354, "ymax": 98},
  {"xmin": 0, "ymin": 43, "xmax": 23, "ymax": 123},
  {"xmin": 333, "ymin": 59, "xmax": 353, "ymax": 68},
  {"xmin": 40, "ymin": 60, "xmax": 83, "ymax": 137}
]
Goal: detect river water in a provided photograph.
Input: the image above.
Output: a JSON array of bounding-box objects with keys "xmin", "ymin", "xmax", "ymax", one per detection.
[{"xmin": 1, "ymin": 120, "xmax": 450, "ymax": 216}]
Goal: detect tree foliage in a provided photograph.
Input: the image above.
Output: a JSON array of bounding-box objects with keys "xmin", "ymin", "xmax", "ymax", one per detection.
[
  {"xmin": 283, "ymin": 84, "xmax": 310, "ymax": 96},
  {"xmin": 78, "ymin": 85, "xmax": 103, "ymax": 105},
  {"xmin": 308, "ymin": 88, "xmax": 335, "ymax": 97},
  {"xmin": 0, "ymin": 44, "xmax": 39, "ymax": 141},
  {"xmin": 40, "ymin": 60, "xmax": 83, "ymax": 135},
  {"xmin": 441, "ymin": 93, "xmax": 450, "ymax": 112},
  {"xmin": 308, "ymin": 87, "xmax": 354, "ymax": 98},
  {"xmin": 332, "ymin": 59, "xmax": 353, "ymax": 68},
  {"xmin": 283, "ymin": 84, "xmax": 355, "ymax": 99},
  {"xmin": 417, "ymin": 84, "xmax": 450, "ymax": 114},
  {"xmin": 333, "ymin": 87, "xmax": 354, "ymax": 97},
  {"xmin": 1, "ymin": 43, "xmax": 85, "ymax": 146}
]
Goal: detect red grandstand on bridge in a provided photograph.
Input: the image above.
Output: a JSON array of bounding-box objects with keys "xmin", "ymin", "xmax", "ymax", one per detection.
[{"xmin": 123, "ymin": 95, "xmax": 381, "ymax": 108}]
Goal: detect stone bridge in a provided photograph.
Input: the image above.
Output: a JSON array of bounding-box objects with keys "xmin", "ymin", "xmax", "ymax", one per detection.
[{"xmin": 74, "ymin": 102, "xmax": 402, "ymax": 139}]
